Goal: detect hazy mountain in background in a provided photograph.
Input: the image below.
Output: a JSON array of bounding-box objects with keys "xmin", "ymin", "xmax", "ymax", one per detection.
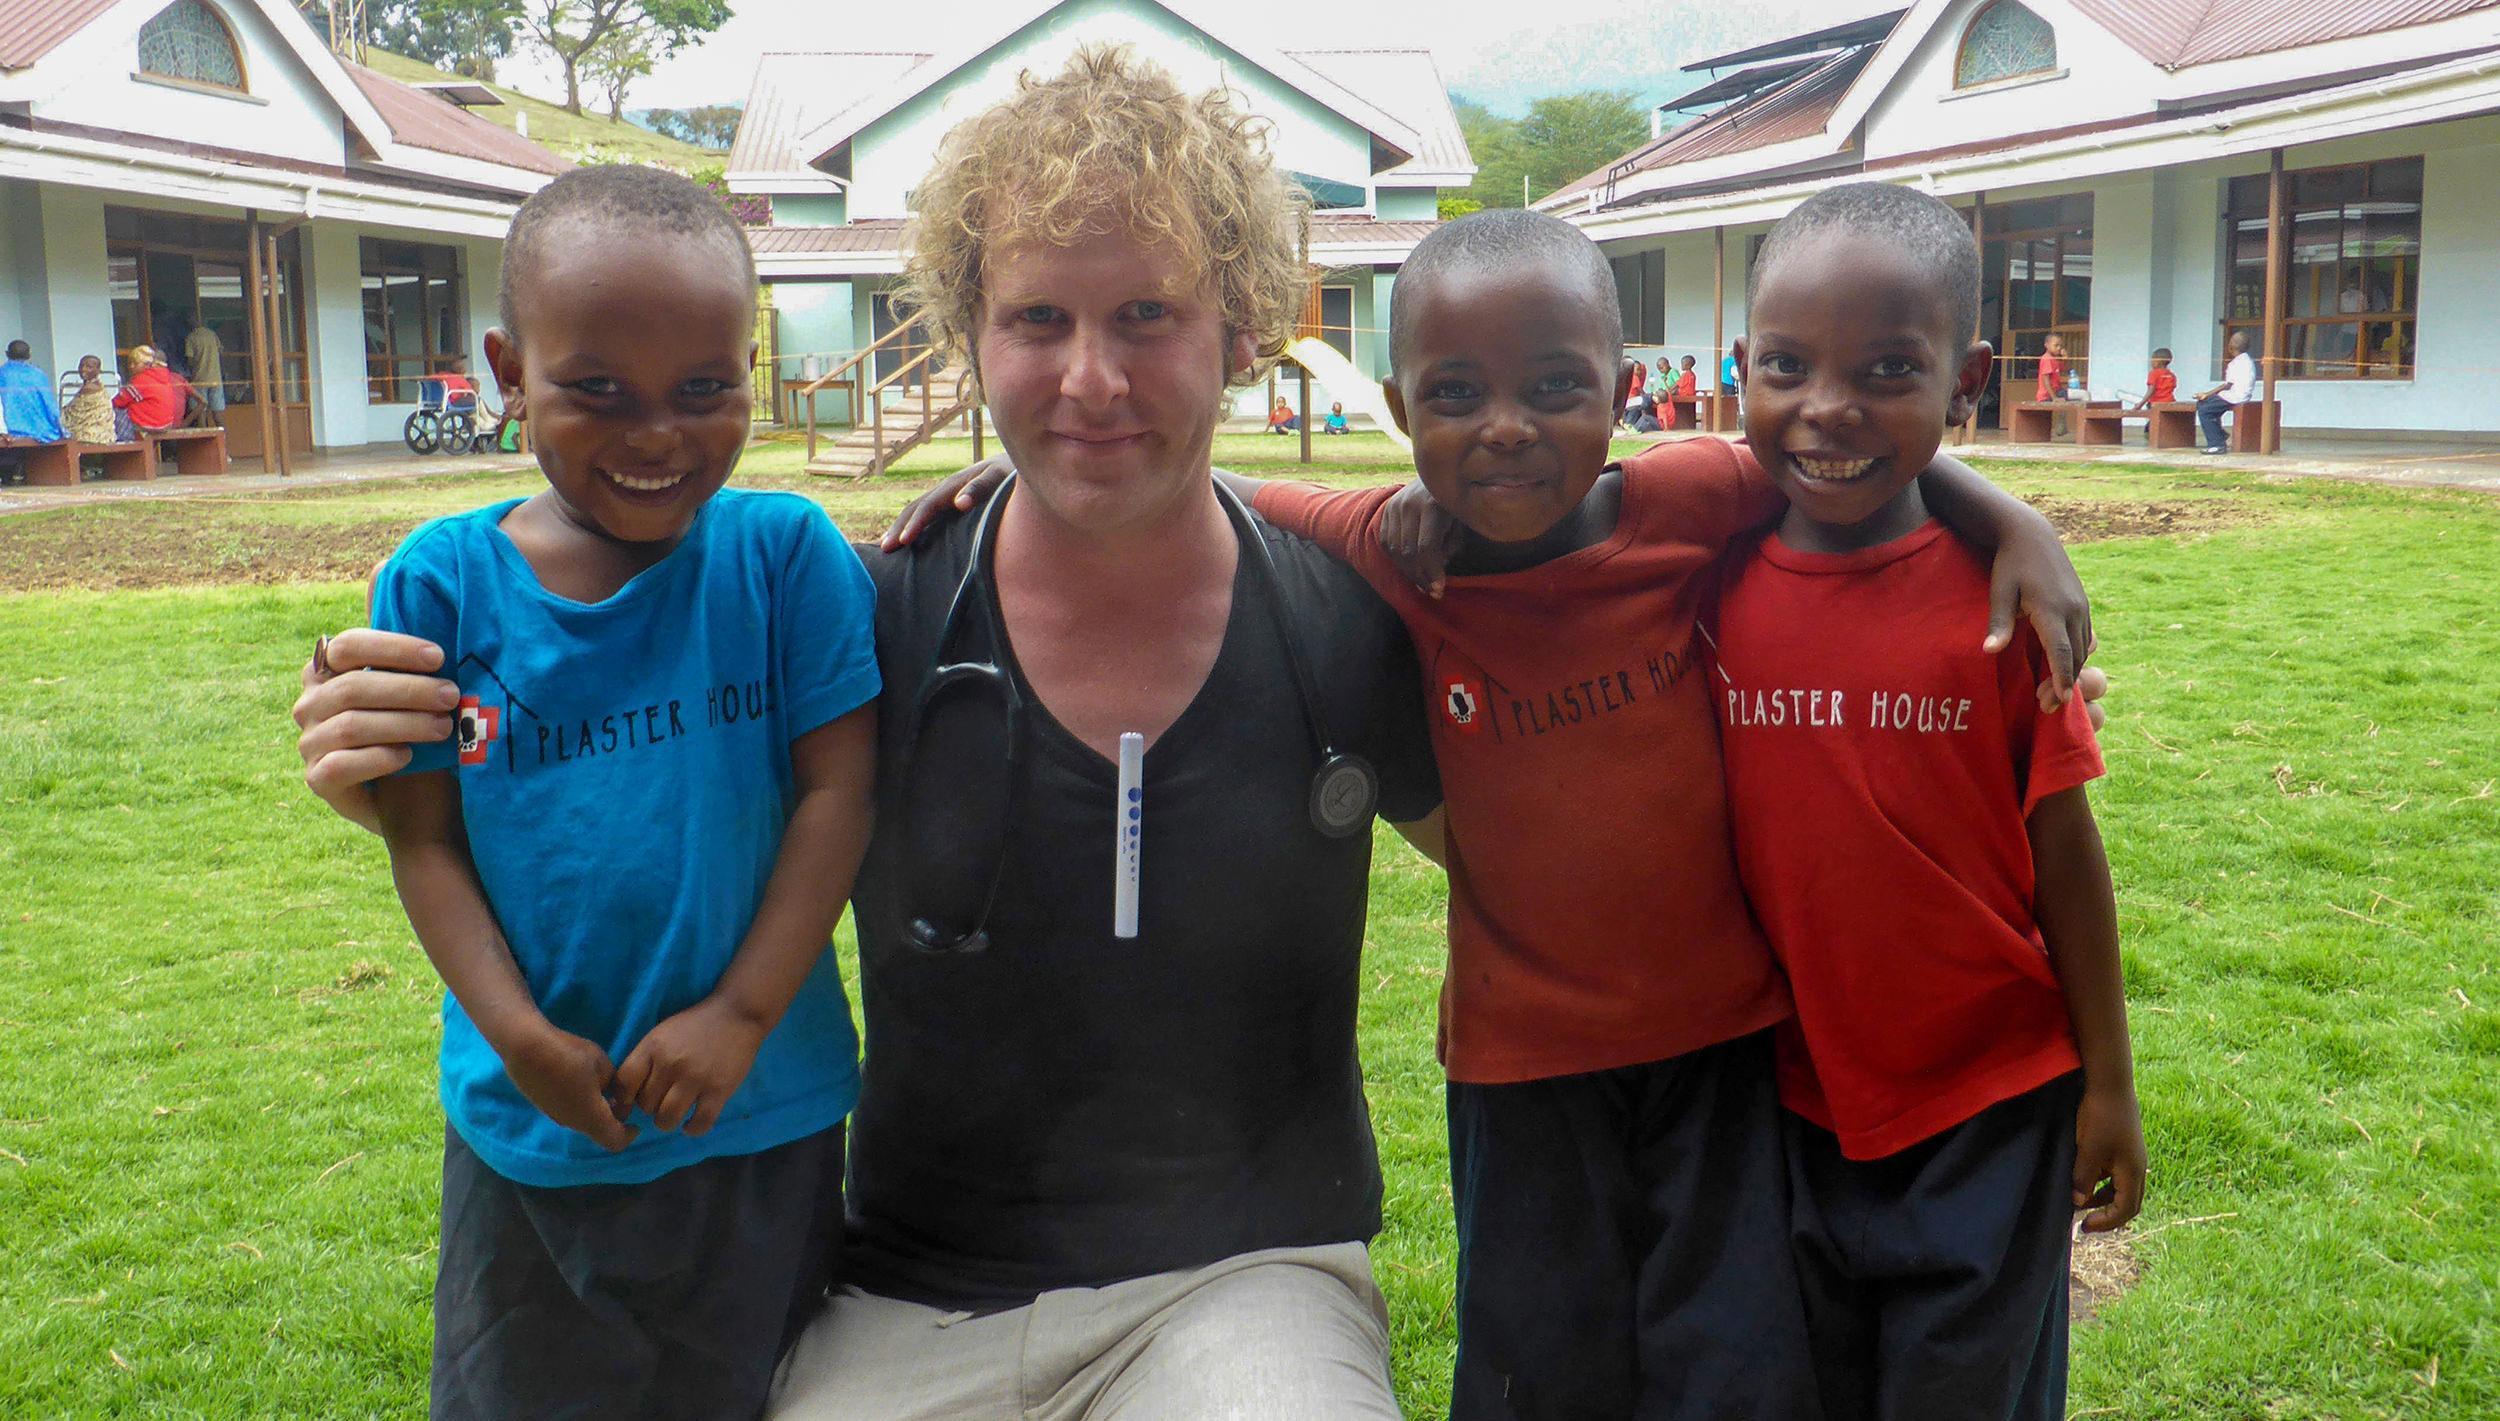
[{"xmin": 1444, "ymin": 6, "xmax": 1826, "ymax": 117}]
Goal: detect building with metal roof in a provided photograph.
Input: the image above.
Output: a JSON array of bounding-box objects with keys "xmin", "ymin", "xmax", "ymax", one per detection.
[
  {"xmin": 1542, "ymin": 0, "xmax": 2500, "ymax": 439},
  {"xmin": 728, "ymin": 0, "xmax": 1475, "ymax": 420},
  {"xmin": 0, "ymin": 0, "xmax": 564, "ymax": 462}
]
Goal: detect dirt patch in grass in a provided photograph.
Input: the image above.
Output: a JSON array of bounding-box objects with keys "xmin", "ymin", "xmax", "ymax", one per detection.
[
  {"xmin": 2031, "ymin": 497, "xmax": 2264, "ymax": 543},
  {"xmin": 0, "ymin": 511, "xmax": 407, "ymax": 592},
  {"xmin": 2070, "ymin": 1229, "xmax": 2142, "ymax": 1322}
]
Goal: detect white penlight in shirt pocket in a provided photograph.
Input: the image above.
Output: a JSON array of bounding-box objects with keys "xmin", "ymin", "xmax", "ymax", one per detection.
[{"xmin": 1114, "ymin": 731, "xmax": 1143, "ymax": 939}]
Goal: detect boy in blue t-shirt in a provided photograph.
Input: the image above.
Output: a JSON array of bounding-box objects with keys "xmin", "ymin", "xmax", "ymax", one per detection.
[{"xmin": 366, "ymin": 165, "xmax": 879, "ymax": 1420}]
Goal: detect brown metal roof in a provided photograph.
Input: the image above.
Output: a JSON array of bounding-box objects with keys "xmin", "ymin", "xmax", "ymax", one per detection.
[
  {"xmin": 1552, "ymin": 46, "xmax": 1872, "ymax": 203},
  {"xmin": 0, "ymin": 0, "xmax": 119, "ymax": 71},
  {"xmin": 1310, "ymin": 215, "xmax": 1442, "ymax": 250},
  {"xmin": 748, "ymin": 220, "xmax": 908, "ymax": 255},
  {"xmin": 750, "ymin": 214, "xmax": 1440, "ymax": 261},
  {"xmin": 344, "ymin": 62, "xmax": 567, "ymax": 177},
  {"xmin": 2046, "ymin": 0, "xmax": 2497, "ymax": 70}
]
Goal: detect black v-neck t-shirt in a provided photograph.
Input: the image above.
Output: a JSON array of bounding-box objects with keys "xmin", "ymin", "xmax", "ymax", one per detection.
[{"xmin": 843, "ymin": 500, "xmax": 1439, "ymax": 1308}]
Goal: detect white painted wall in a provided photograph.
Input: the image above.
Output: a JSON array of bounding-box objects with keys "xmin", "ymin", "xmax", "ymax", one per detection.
[
  {"xmin": 0, "ymin": 181, "xmax": 31, "ymax": 352},
  {"xmin": 1862, "ymin": 0, "xmax": 2168, "ymax": 165},
  {"xmin": 844, "ymin": 0, "xmax": 1374, "ymax": 220},
  {"xmin": 309, "ymin": 225, "xmax": 506, "ymax": 448},
  {"xmin": 35, "ymin": 0, "xmax": 351, "ymax": 170},
  {"xmin": 2082, "ymin": 175, "xmax": 2154, "ymax": 400},
  {"xmin": 34, "ymin": 185, "xmax": 116, "ymax": 381}
]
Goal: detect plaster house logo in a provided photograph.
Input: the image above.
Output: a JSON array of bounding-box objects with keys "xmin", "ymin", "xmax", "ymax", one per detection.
[
  {"xmin": 1429, "ymin": 642, "xmax": 1502, "ymax": 741},
  {"xmin": 449, "ymin": 655, "xmax": 538, "ymax": 772},
  {"xmin": 455, "ymin": 696, "xmax": 500, "ymax": 765}
]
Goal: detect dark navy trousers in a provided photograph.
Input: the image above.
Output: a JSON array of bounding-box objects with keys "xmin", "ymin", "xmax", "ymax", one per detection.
[
  {"xmin": 1783, "ymin": 1072, "xmax": 2085, "ymax": 1421},
  {"xmin": 431, "ymin": 1123, "xmax": 845, "ymax": 1421},
  {"xmin": 1446, "ymin": 1029, "xmax": 1822, "ymax": 1421}
]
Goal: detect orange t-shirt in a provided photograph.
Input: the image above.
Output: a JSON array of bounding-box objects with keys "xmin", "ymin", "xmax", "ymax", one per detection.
[
  {"xmin": 1675, "ymin": 370, "xmax": 1697, "ymax": 398},
  {"xmin": 2146, "ymin": 367, "xmax": 2177, "ymax": 403},
  {"xmin": 1254, "ymin": 438, "xmax": 1794, "ymax": 1084}
]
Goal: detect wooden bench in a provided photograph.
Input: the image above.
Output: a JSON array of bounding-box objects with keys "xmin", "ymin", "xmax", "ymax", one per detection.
[
  {"xmin": 0, "ymin": 435, "xmax": 77, "ymax": 486},
  {"xmin": 84, "ymin": 439, "xmax": 155, "ymax": 481},
  {"xmin": 1668, "ymin": 394, "xmax": 1701, "ymax": 430},
  {"xmin": 2007, "ymin": 399, "xmax": 2116, "ymax": 444},
  {"xmin": 2226, "ymin": 399, "xmax": 2279, "ymax": 453},
  {"xmin": 147, "ymin": 425, "xmax": 230, "ymax": 475},
  {"xmin": 2079, "ymin": 402, "xmax": 2200, "ymax": 450},
  {"xmin": 1702, "ymin": 392, "xmax": 1740, "ymax": 433}
]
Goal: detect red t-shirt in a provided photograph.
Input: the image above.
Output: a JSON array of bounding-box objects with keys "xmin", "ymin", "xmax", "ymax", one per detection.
[
  {"xmin": 2035, "ymin": 353, "xmax": 2067, "ymax": 403},
  {"xmin": 114, "ymin": 365, "xmax": 187, "ymax": 430},
  {"xmin": 1255, "ymin": 438, "xmax": 1793, "ymax": 1084},
  {"xmin": 1711, "ymin": 520, "xmax": 2104, "ymax": 1158},
  {"xmin": 2146, "ymin": 367, "xmax": 2177, "ymax": 403},
  {"xmin": 1675, "ymin": 371, "xmax": 1697, "ymax": 398}
]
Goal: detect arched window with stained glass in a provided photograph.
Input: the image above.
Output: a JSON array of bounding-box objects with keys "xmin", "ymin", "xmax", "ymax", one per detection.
[
  {"xmin": 1955, "ymin": 0, "xmax": 2057, "ymax": 88},
  {"xmin": 138, "ymin": 0, "xmax": 247, "ymax": 94}
]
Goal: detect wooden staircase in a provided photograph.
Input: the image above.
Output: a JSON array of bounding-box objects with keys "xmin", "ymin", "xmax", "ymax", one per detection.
[{"xmin": 797, "ymin": 309, "xmax": 987, "ymax": 481}]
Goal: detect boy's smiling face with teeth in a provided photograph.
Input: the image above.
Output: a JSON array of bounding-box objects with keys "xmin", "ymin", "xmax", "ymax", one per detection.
[
  {"xmin": 1734, "ymin": 227, "xmax": 1993, "ymax": 552},
  {"xmin": 488, "ymin": 226, "xmax": 757, "ymax": 550}
]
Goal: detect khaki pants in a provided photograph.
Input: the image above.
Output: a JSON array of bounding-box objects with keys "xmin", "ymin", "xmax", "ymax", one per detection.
[{"xmin": 769, "ymin": 1242, "xmax": 1401, "ymax": 1420}]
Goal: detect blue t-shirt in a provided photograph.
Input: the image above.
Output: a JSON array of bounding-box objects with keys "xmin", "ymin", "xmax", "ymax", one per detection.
[
  {"xmin": 0, "ymin": 360, "xmax": 64, "ymax": 442},
  {"xmin": 371, "ymin": 489, "xmax": 880, "ymax": 1187},
  {"xmin": 1721, "ymin": 354, "xmax": 1740, "ymax": 389}
]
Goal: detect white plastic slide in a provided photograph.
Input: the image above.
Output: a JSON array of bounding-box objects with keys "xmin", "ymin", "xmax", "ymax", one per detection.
[{"xmin": 1281, "ymin": 336, "xmax": 1411, "ymax": 453}]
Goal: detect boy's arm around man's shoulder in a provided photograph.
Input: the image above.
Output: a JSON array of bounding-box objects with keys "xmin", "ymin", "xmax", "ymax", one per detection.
[{"xmin": 1916, "ymin": 453, "xmax": 2094, "ymax": 706}]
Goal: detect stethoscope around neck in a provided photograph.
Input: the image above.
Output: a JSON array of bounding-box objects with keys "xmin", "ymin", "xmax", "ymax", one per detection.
[{"xmin": 899, "ymin": 474, "xmax": 1379, "ymax": 955}]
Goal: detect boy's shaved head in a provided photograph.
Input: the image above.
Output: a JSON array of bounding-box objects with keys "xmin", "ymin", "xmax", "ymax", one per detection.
[
  {"xmin": 498, "ymin": 164, "xmax": 755, "ymax": 337},
  {"xmin": 1392, "ymin": 209, "xmax": 1620, "ymax": 371},
  {"xmin": 1750, "ymin": 183, "xmax": 1980, "ymax": 347}
]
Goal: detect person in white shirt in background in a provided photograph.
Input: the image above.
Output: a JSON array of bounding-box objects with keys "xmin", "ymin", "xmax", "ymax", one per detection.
[{"xmin": 2194, "ymin": 331, "xmax": 2258, "ymax": 454}]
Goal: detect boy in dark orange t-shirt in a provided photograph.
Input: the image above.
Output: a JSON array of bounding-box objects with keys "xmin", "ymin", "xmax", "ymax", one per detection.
[{"xmin": 1712, "ymin": 183, "xmax": 2144, "ymax": 1421}]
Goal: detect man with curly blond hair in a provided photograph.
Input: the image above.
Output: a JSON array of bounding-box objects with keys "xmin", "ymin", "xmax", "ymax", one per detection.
[{"xmin": 756, "ymin": 44, "xmax": 1437, "ymax": 1417}]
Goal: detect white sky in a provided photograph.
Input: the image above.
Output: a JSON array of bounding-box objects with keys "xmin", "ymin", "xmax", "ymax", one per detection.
[{"xmin": 497, "ymin": 0, "xmax": 1879, "ymax": 110}]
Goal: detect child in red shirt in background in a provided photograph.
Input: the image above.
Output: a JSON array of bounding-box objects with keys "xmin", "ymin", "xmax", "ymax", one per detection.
[
  {"xmin": 1712, "ymin": 183, "xmax": 2145, "ymax": 1421},
  {"xmin": 1674, "ymin": 353, "xmax": 1699, "ymax": 398},
  {"xmin": 2139, "ymin": 347, "xmax": 2178, "ymax": 407}
]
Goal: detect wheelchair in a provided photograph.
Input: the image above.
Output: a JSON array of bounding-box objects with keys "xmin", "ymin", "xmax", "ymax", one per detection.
[{"xmin": 403, "ymin": 377, "xmax": 482, "ymax": 455}]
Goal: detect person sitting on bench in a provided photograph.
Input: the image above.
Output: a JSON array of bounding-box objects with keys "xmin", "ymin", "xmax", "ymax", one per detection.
[
  {"xmin": 114, "ymin": 346, "xmax": 190, "ymax": 434},
  {"xmin": 0, "ymin": 341, "xmax": 64, "ymax": 443},
  {"xmin": 2194, "ymin": 332, "xmax": 2256, "ymax": 455},
  {"xmin": 64, "ymin": 355, "xmax": 118, "ymax": 444},
  {"xmin": 2136, "ymin": 349, "xmax": 2177, "ymax": 409}
]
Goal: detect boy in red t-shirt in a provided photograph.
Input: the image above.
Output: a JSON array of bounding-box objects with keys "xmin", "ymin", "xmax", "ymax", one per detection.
[
  {"xmin": 1712, "ymin": 183, "xmax": 2146, "ymax": 1421},
  {"xmin": 2138, "ymin": 347, "xmax": 2177, "ymax": 408},
  {"xmin": 1674, "ymin": 354, "xmax": 1698, "ymax": 399}
]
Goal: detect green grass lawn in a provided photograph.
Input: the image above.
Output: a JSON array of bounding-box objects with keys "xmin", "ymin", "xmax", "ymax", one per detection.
[{"xmin": 2, "ymin": 446, "xmax": 2495, "ymax": 1416}]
